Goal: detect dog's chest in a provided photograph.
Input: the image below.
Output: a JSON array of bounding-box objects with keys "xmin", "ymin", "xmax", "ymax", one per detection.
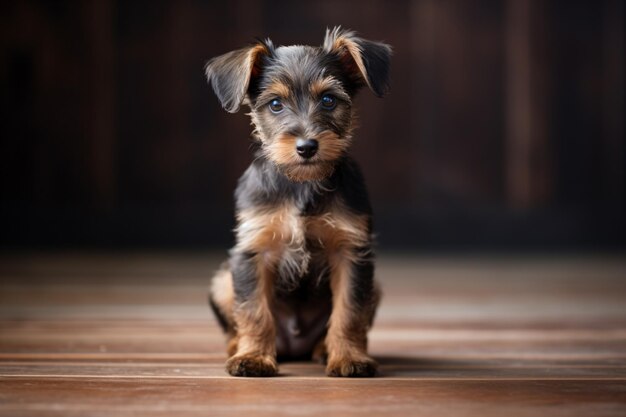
[{"xmin": 235, "ymin": 202, "xmax": 369, "ymax": 284}]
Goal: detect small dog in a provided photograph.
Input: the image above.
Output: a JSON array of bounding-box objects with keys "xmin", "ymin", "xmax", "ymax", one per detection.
[{"xmin": 206, "ymin": 27, "xmax": 391, "ymax": 377}]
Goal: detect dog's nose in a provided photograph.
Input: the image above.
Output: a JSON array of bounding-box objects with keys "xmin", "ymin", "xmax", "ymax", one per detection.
[{"xmin": 295, "ymin": 138, "xmax": 318, "ymax": 159}]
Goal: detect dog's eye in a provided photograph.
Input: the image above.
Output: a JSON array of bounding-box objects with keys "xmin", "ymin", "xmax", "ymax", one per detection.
[
  {"xmin": 269, "ymin": 99, "xmax": 284, "ymax": 114},
  {"xmin": 320, "ymin": 94, "xmax": 337, "ymax": 110}
]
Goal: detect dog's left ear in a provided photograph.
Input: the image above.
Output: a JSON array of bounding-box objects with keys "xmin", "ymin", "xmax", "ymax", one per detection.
[
  {"xmin": 323, "ymin": 27, "xmax": 392, "ymax": 97},
  {"xmin": 205, "ymin": 40, "xmax": 273, "ymax": 113}
]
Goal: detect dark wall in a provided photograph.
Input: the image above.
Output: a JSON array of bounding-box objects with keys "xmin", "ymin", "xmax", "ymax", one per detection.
[{"xmin": 1, "ymin": 0, "xmax": 624, "ymax": 249}]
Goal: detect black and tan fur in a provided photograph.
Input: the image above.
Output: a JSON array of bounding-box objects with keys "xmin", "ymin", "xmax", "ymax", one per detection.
[{"xmin": 206, "ymin": 27, "xmax": 391, "ymax": 377}]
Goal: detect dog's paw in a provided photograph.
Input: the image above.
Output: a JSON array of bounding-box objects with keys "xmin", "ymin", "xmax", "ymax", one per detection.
[
  {"xmin": 326, "ymin": 356, "xmax": 378, "ymax": 377},
  {"xmin": 226, "ymin": 354, "xmax": 278, "ymax": 377}
]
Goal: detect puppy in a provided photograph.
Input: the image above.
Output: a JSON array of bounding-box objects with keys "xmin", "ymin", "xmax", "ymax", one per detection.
[{"xmin": 206, "ymin": 27, "xmax": 391, "ymax": 377}]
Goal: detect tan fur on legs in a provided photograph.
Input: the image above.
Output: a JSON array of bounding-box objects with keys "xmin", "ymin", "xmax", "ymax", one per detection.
[
  {"xmin": 306, "ymin": 204, "xmax": 378, "ymax": 377},
  {"xmin": 324, "ymin": 254, "xmax": 377, "ymax": 377},
  {"xmin": 225, "ymin": 256, "xmax": 278, "ymax": 377},
  {"xmin": 225, "ymin": 203, "xmax": 309, "ymax": 376}
]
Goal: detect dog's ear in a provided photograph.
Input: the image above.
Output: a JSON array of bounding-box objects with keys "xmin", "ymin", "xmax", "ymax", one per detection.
[
  {"xmin": 323, "ymin": 27, "xmax": 392, "ymax": 97},
  {"xmin": 205, "ymin": 40, "xmax": 273, "ymax": 113}
]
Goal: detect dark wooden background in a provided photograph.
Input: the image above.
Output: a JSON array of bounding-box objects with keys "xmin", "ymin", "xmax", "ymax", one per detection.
[{"xmin": 0, "ymin": 0, "xmax": 623, "ymax": 249}]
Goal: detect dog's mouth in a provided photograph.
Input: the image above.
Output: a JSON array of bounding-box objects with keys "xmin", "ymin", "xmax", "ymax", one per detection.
[
  {"xmin": 278, "ymin": 159, "xmax": 335, "ymax": 182},
  {"xmin": 297, "ymin": 158, "xmax": 321, "ymax": 165}
]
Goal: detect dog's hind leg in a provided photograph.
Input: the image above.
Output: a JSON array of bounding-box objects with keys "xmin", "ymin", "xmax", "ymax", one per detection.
[{"xmin": 208, "ymin": 263, "xmax": 238, "ymax": 357}]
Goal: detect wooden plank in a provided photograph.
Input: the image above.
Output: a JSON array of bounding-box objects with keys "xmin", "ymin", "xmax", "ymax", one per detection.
[
  {"xmin": 1, "ymin": 378, "xmax": 625, "ymax": 417},
  {"xmin": 1, "ymin": 361, "xmax": 626, "ymax": 379}
]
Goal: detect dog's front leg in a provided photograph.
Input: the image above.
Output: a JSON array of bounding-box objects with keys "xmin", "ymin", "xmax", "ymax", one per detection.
[
  {"xmin": 226, "ymin": 251, "xmax": 278, "ymax": 377},
  {"xmin": 325, "ymin": 250, "xmax": 379, "ymax": 377}
]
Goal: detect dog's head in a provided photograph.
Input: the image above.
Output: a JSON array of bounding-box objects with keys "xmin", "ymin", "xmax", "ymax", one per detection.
[{"xmin": 206, "ymin": 27, "xmax": 391, "ymax": 182}]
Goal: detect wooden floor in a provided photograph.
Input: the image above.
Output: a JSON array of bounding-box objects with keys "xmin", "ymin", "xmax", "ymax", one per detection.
[{"xmin": 1, "ymin": 252, "xmax": 625, "ymax": 416}]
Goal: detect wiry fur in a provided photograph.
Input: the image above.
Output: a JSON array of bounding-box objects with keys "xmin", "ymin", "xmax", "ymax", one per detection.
[{"xmin": 206, "ymin": 27, "xmax": 391, "ymax": 377}]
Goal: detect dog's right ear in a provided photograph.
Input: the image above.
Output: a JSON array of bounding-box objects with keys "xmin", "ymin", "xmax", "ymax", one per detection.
[
  {"xmin": 323, "ymin": 27, "xmax": 391, "ymax": 97},
  {"xmin": 205, "ymin": 40, "xmax": 273, "ymax": 113}
]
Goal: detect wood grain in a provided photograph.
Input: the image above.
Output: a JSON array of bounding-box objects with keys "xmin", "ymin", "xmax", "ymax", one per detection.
[{"xmin": 0, "ymin": 253, "xmax": 625, "ymax": 416}]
